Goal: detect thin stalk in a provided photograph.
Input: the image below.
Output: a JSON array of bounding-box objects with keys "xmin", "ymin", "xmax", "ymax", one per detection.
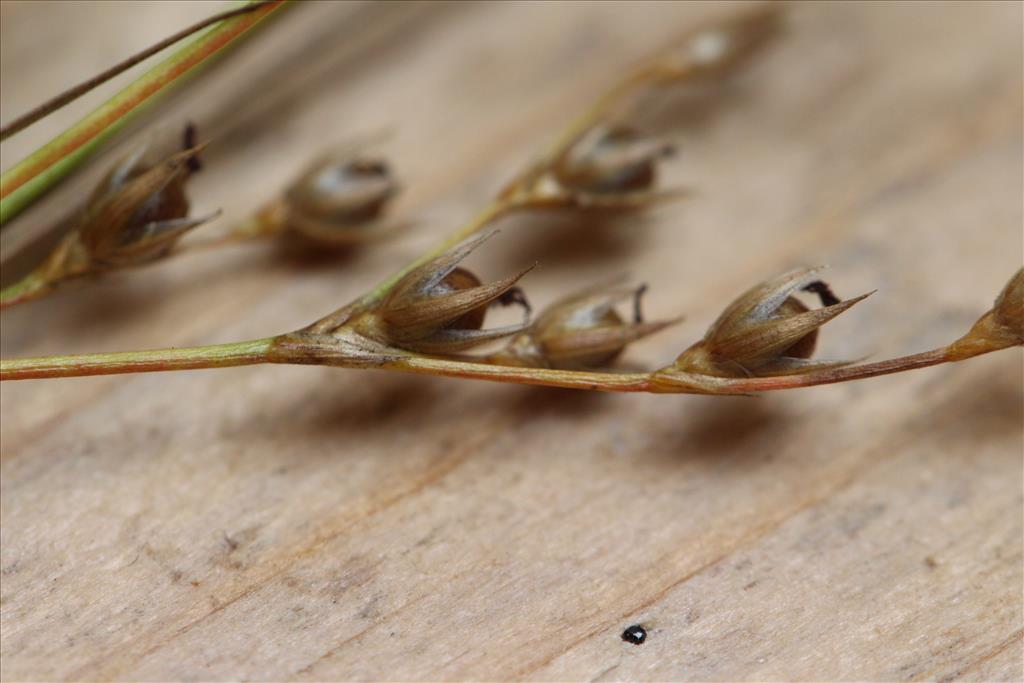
[
  {"xmin": 660, "ymin": 348, "xmax": 956, "ymax": 394},
  {"xmin": 0, "ymin": 338, "xmax": 275, "ymax": 380},
  {"xmin": 0, "ymin": 2, "xmax": 275, "ymax": 141},
  {"xmin": 0, "ymin": 271, "xmax": 53, "ymax": 310},
  {"xmin": 0, "ymin": 0, "xmax": 286, "ymax": 225},
  {"xmin": 385, "ymin": 356, "xmax": 653, "ymax": 392},
  {"xmin": 712, "ymin": 344, "xmax": 1021, "ymax": 393},
  {"xmin": 726, "ymin": 349, "xmax": 954, "ymax": 391},
  {"xmin": 1, "ymin": 341, "xmax": 997, "ymax": 392}
]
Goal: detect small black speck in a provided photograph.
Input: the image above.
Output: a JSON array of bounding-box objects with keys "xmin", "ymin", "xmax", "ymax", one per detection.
[{"xmin": 621, "ymin": 624, "xmax": 647, "ymax": 645}]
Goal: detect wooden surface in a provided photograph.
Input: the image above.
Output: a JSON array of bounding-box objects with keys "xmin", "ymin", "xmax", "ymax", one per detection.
[{"xmin": 1, "ymin": 2, "xmax": 1022, "ymax": 680}]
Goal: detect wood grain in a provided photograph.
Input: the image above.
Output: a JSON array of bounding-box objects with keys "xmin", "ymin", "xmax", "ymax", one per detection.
[{"xmin": 1, "ymin": 2, "xmax": 1021, "ymax": 680}]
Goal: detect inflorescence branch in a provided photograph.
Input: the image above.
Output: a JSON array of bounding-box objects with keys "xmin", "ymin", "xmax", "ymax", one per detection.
[{"xmin": 2, "ymin": 6, "xmax": 1021, "ymax": 394}]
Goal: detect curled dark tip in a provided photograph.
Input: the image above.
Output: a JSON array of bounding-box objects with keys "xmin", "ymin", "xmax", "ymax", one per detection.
[
  {"xmin": 802, "ymin": 280, "xmax": 840, "ymax": 307},
  {"xmin": 498, "ymin": 286, "xmax": 532, "ymax": 320},
  {"xmin": 183, "ymin": 122, "xmax": 202, "ymax": 173},
  {"xmin": 632, "ymin": 283, "xmax": 649, "ymax": 323}
]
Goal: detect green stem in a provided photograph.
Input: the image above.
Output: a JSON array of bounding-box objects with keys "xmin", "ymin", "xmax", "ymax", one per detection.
[
  {"xmin": 0, "ymin": 271, "xmax": 53, "ymax": 309},
  {"xmin": 0, "ymin": 338, "xmax": 275, "ymax": 380},
  {"xmin": 0, "ymin": 2, "xmax": 275, "ymax": 141},
  {"xmin": 0, "ymin": 0, "xmax": 286, "ymax": 225}
]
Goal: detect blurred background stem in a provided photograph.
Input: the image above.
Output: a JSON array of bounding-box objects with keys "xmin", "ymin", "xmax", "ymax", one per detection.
[{"xmin": 0, "ymin": 0, "xmax": 286, "ymax": 226}]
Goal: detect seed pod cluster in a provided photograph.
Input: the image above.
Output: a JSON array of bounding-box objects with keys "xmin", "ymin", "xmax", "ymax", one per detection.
[
  {"xmin": 364, "ymin": 235, "xmax": 532, "ymax": 354},
  {"xmin": 493, "ymin": 280, "xmax": 678, "ymax": 369},
  {"xmin": 672, "ymin": 267, "xmax": 872, "ymax": 378}
]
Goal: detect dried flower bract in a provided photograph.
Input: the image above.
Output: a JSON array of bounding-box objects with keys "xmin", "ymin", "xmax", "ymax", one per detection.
[
  {"xmin": 281, "ymin": 152, "xmax": 399, "ymax": 244},
  {"xmin": 947, "ymin": 268, "xmax": 1024, "ymax": 359},
  {"xmin": 358, "ymin": 235, "xmax": 533, "ymax": 354},
  {"xmin": 672, "ymin": 267, "xmax": 872, "ymax": 378},
  {"xmin": 492, "ymin": 280, "xmax": 678, "ymax": 369},
  {"xmin": 0, "ymin": 134, "xmax": 218, "ymax": 308},
  {"xmin": 553, "ymin": 126, "xmax": 675, "ymax": 197},
  {"xmin": 650, "ymin": 4, "xmax": 782, "ymax": 84},
  {"xmin": 77, "ymin": 142, "xmax": 212, "ymax": 268}
]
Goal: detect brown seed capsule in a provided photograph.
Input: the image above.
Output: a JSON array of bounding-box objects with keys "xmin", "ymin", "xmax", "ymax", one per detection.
[
  {"xmin": 947, "ymin": 268, "xmax": 1024, "ymax": 359},
  {"xmin": 282, "ymin": 154, "xmax": 399, "ymax": 244},
  {"xmin": 494, "ymin": 281, "xmax": 678, "ymax": 369},
  {"xmin": 992, "ymin": 267, "xmax": 1024, "ymax": 340},
  {"xmin": 369, "ymin": 235, "xmax": 532, "ymax": 354},
  {"xmin": 77, "ymin": 142, "xmax": 213, "ymax": 269},
  {"xmin": 673, "ymin": 267, "xmax": 872, "ymax": 378},
  {"xmin": 653, "ymin": 5, "xmax": 782, "ymax": 84},
  {"xmin": 553, "ymin": 125, "xmax": 675, "ymax": 196}
]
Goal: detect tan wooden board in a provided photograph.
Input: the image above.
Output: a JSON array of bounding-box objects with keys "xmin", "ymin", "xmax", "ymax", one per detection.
[{"xmin": 1, "ymin": 2, "xmax": 1021, "ymax": 680}]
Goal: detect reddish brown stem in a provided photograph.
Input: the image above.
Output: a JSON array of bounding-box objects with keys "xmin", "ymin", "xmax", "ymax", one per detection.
[{"xmin": 708, "ymin": 348, "xmax": 956, "ymax": 392}]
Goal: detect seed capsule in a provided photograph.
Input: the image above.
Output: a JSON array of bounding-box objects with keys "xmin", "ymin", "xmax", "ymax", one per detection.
[
  {"xmin": 282, "ymin": 153, "xmax": 399, "ymax": 244},
  {"xmin": 493, "ymin": 281, "xmax": 678, "ymax": 369},
  {"xmin": 992, "ymin": 267, "xmax": 1024, "ymax": 341},
  {"xmin": 554, "ymin": 125, "xmax": 675, "ymax": 196},
  {"xmin": 78, "ymin": 142, "xmax": 213, "ymax": 268},
  {"xmin": 947, "ymin": 268, "xmax": 1024, "ymax": 358},
  {"xmin": 369, "ymin": 235, "xmax": 532, "ymax": 354},
  {"xmin": 674, "ymin": 267, "xmax": 872, "ymax": 378},
  {"xmin": 653, "ymin": 5, "xmax": 782, "ymax": 84}
]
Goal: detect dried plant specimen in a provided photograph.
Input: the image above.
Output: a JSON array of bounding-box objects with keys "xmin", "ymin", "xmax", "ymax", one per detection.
[{"xmin": 1, "ymin": 5, "xmax": 1020, "ymax": 397}]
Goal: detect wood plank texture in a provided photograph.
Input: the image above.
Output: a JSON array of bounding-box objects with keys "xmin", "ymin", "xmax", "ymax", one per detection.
[{"xmin": 1, "ymin": 2, "xmax": 1021, "ymax": 680}]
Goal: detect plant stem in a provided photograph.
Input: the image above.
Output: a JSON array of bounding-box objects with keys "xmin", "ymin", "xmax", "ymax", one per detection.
[
  {"xmin": 1, "ymin": 336, "xmax": 1015, "ymax": 390},
  {"xmin": 0, "ymin": 272, "xmax": 53, "ymax": 310},
  {"xmin": 654, "ymin": 348, "xmax": 963, "ymax": 394},
  {"xmin": 386, "ymin": 356, "xmax": 654, "ymax": 392},
  {"xmin": 0, "ymin": 0, "xmax": 286, "ymax": 226},
  {"xmin": 735, "ymin": 349, "xmax": 955, "ymax": 390},
  {"xmin": 0, "ymin": 338, "xmax": 275, "ymax": 380},
  {"xmin": 0, "ymin": 2, "xmax": 275, "ymax": 142}
]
